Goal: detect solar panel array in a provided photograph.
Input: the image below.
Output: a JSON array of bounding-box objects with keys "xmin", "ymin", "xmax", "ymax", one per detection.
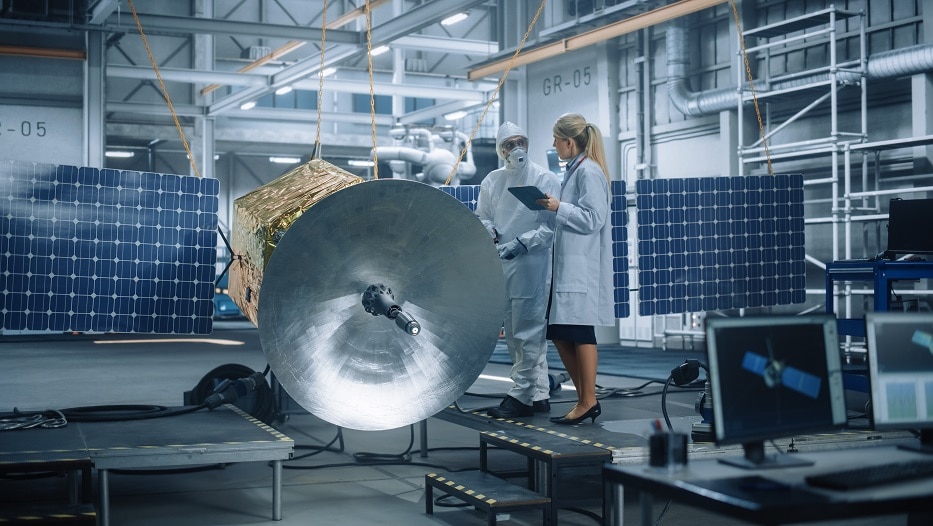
[
  {"xmin": 1, "ymin": 160, "xmax": 219, "ymax": 334},
  {"xmin": 443, "ymin": 182, "xmax": 630, "ymax": 319},
  {"xmin": 635, "ymin": 174, "xmax": 806, "ymax": 316}
]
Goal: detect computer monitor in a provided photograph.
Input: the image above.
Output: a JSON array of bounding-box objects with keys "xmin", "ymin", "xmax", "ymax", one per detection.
[
  {"xmin": 865, "ymin": 311, "xmax": 933, "ymax": 453},
  {"xmin": 885, "ymin": 198, "xmax": 933, "ymax": 258},
  {"xmin": 705, "ymin": 314, "xmax": 848, "ymax": 469}
]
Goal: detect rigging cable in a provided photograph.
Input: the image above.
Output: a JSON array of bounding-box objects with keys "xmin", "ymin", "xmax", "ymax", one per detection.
[
  {"xmin": 730, "ymin": 0, "xmax": 773, "ymax": 176},
  {"xmin": 126, "ymin": 0, "xmax": 201, "ymax": 178},
  {"xmin": 446, "ymin": 0, "xmax": 548, "ymax": 186}
]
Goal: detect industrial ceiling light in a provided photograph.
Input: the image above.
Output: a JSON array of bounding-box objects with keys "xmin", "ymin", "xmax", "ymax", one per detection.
[
  {"xmin": 321, "ymin": 67, "xmax": 337, "ymax": 77},
  {"xmin": 443, "ymin": 110, "xmax": 468, "ymax": 121},
  {"xmin": 275, "ymin": 86, "xmax": 293, "ymax": 95},
  {"xmin": 240, "ymin": 101, "xmax": 257, "ymax": 110},
  {"xmin": 348, "ymin": 160, "xmax": 375, "ymax": 167},
  {"xmin": 269, "ymin": 156, "xmax": 301, "ymax": 164},
  {"xmin": 370, "ymin": 45, "xmax": 390, "ymax": 57},
  {"xmin": 441, "ymin": 12, "xmax": 468, "ymax": 26},
  {"xmin": 105, "ymin": 151, "xmax": 134, "ymax": 158}
]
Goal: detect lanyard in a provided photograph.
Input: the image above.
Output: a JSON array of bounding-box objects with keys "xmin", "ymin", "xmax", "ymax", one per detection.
[{"xmin": 564, "ymin": 154, "xmax": 586, "ymax": 179}]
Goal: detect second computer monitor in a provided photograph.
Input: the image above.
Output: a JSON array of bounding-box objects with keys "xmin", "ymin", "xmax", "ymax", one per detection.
[
  {"xmin": 865, "ymin": 311, "xmax": 933, "ymax": 452},
  {"xmin": 706, "ymin": 314, "xmax": 848, "ymax": 469}
]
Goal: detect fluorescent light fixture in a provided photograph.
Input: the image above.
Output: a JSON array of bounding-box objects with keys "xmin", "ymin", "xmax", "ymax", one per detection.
[
  {"xmin": 275, "ymin": 86, "xmax": 293, "ymax": 95},
  {"xmin": 240, "ymin": 101, "xmax": 256, "ymax": 110},
  {"xmin": 269, "ymin": 156, "xmax": 301, "ymax": 164},
  {"xmin": 444, "ymin": 110, "xmax": 468, "ymax": 121},
  {"xmin": 441, "ymin": 12, "xmax": 468, "ymax": 26},
  {"xmin": 370, "ymin": 45, "xmax": 390, "ymax": 57},
  {"xmin": 105, "ymin": 150, "xmax": 134, "ymax": 158},
  {"xmin": 348, "ymin": 160, "xmax": 375, "ymax": 167},
  {"xmin": 321, "ymin": 67, "xmax": 337, "ymax": 77}
]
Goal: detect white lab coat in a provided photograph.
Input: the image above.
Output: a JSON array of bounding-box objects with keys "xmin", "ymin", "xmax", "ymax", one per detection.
[
  {"xmin": 548, "ymin": 156, "xmax": 615, "ymax": 327},
  {"xmin": 476, "ymin": 160, "xmax": 560, "ymax": 405}
]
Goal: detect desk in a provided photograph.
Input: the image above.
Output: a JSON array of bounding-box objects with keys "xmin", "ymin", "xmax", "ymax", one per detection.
[
  {"xmin": 603, "ymin": 445, "xmax": 933, "ymax": 526},
  {"xmin": 825, "ymin": 259, "xmax": 933, "ymax": 337}
]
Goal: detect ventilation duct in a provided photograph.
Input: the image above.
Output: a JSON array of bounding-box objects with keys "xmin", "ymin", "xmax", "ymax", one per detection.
[{"xmin": 667, "ymin": 18, "xmax": 933, "ymax": 117}]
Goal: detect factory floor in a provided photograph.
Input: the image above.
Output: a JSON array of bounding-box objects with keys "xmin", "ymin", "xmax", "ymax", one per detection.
[{"xmin": 0, "ymin": 322, "xmax": 909, "ymax": 525}]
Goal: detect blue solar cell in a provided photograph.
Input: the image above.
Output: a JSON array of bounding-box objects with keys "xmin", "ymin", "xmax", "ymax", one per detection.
[
  {"xmin": 671, "ymin": 283, "xmax": 686, "ymax": 299},
  {"xmin": 1, "ymin": 160, "xmax": 218, "ymax": 334},
  {"xmin": 636, "ymin": 175, "xmax": 806, "ymax": 316}
]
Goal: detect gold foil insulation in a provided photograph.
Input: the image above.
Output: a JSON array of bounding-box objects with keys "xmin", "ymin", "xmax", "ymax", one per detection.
[{"xmin": 230, "ymin": 159, "xmax": 363, "ymax": 325}]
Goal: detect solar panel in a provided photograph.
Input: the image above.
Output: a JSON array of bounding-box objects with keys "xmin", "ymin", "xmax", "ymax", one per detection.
[
  {"xmin": 635, "ymin": 175, "xmax": 805, "ymax": 316},
  {"xmin": 1, "ymin": 160, "xmax": 219, "ymax": 334},
  {"xmin": 439, "ymin": 184, "xmax": 479, "ymax": 212},
  {"xmin": 444, "ymin": 182, "xmax": 630, "ymax": 319},
  {"xmin": 610, "ymin": 180, "xmax": 630, "ymax": 319}
]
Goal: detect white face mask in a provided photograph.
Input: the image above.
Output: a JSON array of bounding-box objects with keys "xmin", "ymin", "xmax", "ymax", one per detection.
[{"xmin": 505, "ymin": 147, "xmax": 527, "ymax": 170}]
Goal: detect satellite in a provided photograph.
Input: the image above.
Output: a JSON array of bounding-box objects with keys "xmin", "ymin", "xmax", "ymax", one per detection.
[
  {"xmin": 740, "ymin": 337, "xmax": 822, "ymax": 399},
  {"xmin": 912, "ymin": 330, "xmax": 933, "ymax": 353}
]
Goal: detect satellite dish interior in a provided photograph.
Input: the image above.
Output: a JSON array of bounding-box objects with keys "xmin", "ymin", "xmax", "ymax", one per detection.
[{"xmin": 257, "ymin": 179, "xmax": 505, "ymax": 430}]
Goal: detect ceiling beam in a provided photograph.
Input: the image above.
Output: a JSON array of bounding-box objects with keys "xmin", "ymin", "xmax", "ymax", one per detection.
[
  {"xmin": 108, "ymin": 65, "xmax": 268, "ymax": 86},
  {"xmin": 102, "ymin": 13, "xmax": 359, "ymax": 43},
  {"xmin": 87, "ymin": 0, "xmax": 119, "ymax": 25},
  {"xmin": 369, "ymin": 0, "xmax": 488, "ymax": 44},
  {"xmin": 392, "ymin": 35, "xmax": 496, "ymax": 56},
  {"xmin": 468, "ymin": 0, "xmax": 727, "ymax": 80},
  {"xmin": 107, "ymin": 64, "xmax": 493, "ymax": 101}
]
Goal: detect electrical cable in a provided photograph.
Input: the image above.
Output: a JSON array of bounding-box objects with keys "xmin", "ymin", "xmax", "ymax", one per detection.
[
  {"xmin": 288, "ymin": 429, "xmax": 346, "ymax": 461},
  {"xmin": 59, "ymin": 404, "xmax": 205, "ymax": 422},
  {"xmin": 352, "ymin": 424, "xmax": 415, "ymax": 464},
  {"xmin": 653, "ymin": 499, "xmax": 673, "ymax": 526},
  {"xmin": 660, "ymin": 376, "xmax": 676, "ymax": 432}
]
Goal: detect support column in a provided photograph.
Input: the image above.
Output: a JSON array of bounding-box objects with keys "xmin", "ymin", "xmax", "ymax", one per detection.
[
  {"xmin": 911, "ymin": 73, "xmax": 933, "ymax": 173},
  {"xmin": 720, "ymin": 110, "xmax": 739, "ymax": 176},
  {"xmin": 84, "ymin": 31, "xmax": 104, "ymax": 167},
  {"xmin": 195, "ymin": 0, "xmax": 214, "ymax": 179}
]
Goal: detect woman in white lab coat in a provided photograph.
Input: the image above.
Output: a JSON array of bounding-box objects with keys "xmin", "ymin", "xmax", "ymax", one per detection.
[{"xmin": 536, "ymin": 113, "xmax": 614, "ymax": 425}]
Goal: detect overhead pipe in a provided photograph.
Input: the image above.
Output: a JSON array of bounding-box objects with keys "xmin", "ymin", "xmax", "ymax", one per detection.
[
  {"xmin": 667, "ymin": 18, "xmax": 933, "ymax": 117},
  {"xmin": 374, "ymin": 146, "xmax": 474, "ymax": 185}
]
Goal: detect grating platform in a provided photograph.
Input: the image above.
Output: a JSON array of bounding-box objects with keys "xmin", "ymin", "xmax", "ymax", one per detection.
[{"xmin": 0, "ymin": 405, "xmax": 293, "ymax": 526}]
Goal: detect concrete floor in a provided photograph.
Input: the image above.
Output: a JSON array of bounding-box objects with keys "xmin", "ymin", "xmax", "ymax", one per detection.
[{"xmin": 0, "ymin": 321, "xmax": 911, "ymax": 525}]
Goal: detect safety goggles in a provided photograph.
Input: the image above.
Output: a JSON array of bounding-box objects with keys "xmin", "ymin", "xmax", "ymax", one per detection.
[{"xmin": 501, "ymin": 137, "xmax": 527, "ymax": 151}]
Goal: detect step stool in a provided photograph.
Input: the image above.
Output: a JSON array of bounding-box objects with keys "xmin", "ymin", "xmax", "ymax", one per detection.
[
  {"xmin": 0, "ymin": 503, "xmax": 96, "ymax": 524},
  {"xmin": 425, "ymin": 470, "xmax": 551, "ymax": 525}
]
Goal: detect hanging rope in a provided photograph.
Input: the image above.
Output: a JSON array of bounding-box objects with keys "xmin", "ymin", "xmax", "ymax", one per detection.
[
  {"xmin": 365, "ymin": 0, "xmax": 379, "ymax": 179},
  {"xmin": 445, "ymin": 0, "xmax": 547, "ymax": 186},
  {"xmin": 730, "ymin": 0, "xmax": 773, "ymax": 176},
  {"xmin": 126, "ymin": 0, "xmax": 201, "ymax": 178},
  {"xmin": 312, "ymin": 0, "xmax": 329, "ymax": 160}
]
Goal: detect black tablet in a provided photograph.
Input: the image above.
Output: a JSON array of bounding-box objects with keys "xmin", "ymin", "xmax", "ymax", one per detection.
[{"xmin": 508, "ymin": 186, "xmax": 547, "ymax": 210}]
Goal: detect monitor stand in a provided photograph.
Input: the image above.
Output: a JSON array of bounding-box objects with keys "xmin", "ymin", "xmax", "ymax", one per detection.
[
  {"xmin": 897, "ymin": 428, "xmax": 933, "ymax": 454},
  {"xmin": 718, "ymin": 441, "xmax": 814, "ymax": 469}
]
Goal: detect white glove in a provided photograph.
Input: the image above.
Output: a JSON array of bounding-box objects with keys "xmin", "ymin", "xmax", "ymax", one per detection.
[
  {"xmin": 497, "ymin": 238, "xmax": 527, "ymax": 260},
  {"xmin": 482, "ymin": 221, "xmax": 499, "ymax": 242}
]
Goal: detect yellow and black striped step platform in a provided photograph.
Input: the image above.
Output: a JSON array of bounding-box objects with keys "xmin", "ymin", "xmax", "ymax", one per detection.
[
  {"xmin": 425, "ymin": 470, "xmax": 551, "ymax": 526},
  {"xmin": 0, "ymin": 503, "xmax": 96, "ymax": 524}
]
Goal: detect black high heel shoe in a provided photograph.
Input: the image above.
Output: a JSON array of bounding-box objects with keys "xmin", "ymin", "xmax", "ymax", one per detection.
[{"xmin": 549, "ymin": 402, "xmax": 601, "ymax": 425}]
